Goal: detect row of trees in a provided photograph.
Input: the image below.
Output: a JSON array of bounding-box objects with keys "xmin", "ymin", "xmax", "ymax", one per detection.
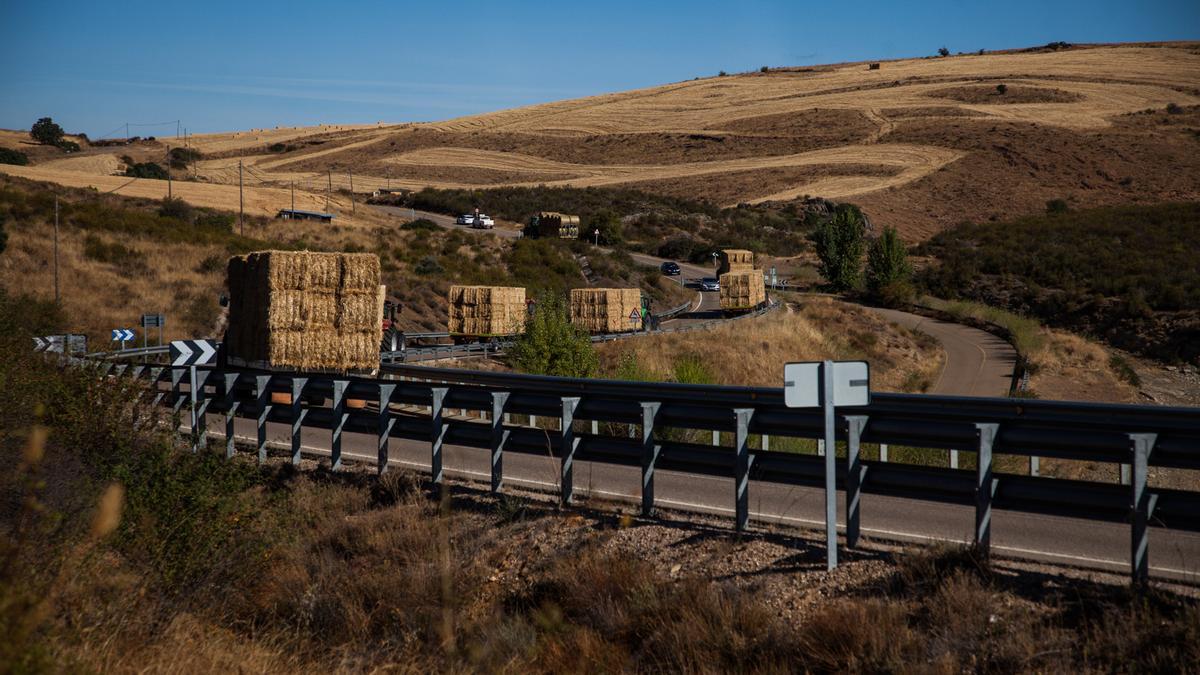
[{"xmin": 809, "ymin": 204, "xmax": 912, "ymax": 304}]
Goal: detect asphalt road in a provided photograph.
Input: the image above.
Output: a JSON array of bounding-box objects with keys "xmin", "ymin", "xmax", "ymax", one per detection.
[
  {"xmin": 374, "ymin": 206, "xmax": 1014, "ymax": 396},
  {"xmin": 200, "ymin": 412, "xmax": 1200, "ymax": 582}
]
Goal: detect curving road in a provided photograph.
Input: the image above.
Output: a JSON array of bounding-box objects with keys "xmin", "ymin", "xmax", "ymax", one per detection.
[{"xmin": 371, "ymin": 206, "xmax": 1015, "ymax": 396}]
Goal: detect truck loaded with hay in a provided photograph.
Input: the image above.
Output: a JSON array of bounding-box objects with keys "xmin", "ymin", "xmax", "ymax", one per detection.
[
  {"xmin": 719, "ymin": 270, "xmax": 767, "ymax": 313},
  {"xmin": 526, "ymin": 212, "xmax": 580, "ymax": 239},
  {"xmin": 447, "ymin": 285, "xmax": 526, "ymax": 341},
  {"xmin": 569, "ymin": 288, "xmax": 647, "ymax": 333},
  {"xmin": 224, "ymin": 250, "xmax": 385, "ymax": 374}
]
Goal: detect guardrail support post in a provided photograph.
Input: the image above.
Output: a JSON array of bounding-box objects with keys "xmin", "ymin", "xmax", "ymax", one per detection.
[
  {"xmin": 171, "ymin": 367, "xmax": 185, "ymax": 432},
  {"xmin": 591, "ymin": 419, "xmax": 598, "ymax": 435},
  {"xmin": 255, "ymin": 375, "xmax": 271, "ymax": 463},
  {"xmin": 331, "ymin": 380, "xmax": 347, "ymax": 471},
  {"xmin": 822, "ymin": 360, "xmax": 837, "ymax": 570},
  {"xmin": 1030, "ymin": 455, "xmax": 1040, "ymax": 477},
  {"xmin": 844, "ymin": 416, "xmax": 868, "ymax": 549},
  {"xmin": 879, "ymin": 443, "xmax": 888, "ymax": 462},
  {"xmin": 974, "ymin": 424, "xmax": 999, "ymax": 556},
  {"xmin": 377, "ymin": 384, "xmax": 395, "ymax": 476},
  {"xmin": 561, "ymin": 397, "xmax": 581, "ymax": 505},
  {"xmin": 712, "ymin": 430, "xmax": 719, "ymax": 446},
  {"xmin": 431, "ymin": 387, "xmax": 448, "ymax": 485},
  {"xmin": 761, "ymin": 434, "xmax": 770, "ymax": 451},
  {"xmin": 490, "ymin": 392, "xmax": 510, "ymax": 494},
  {"xmin": 950, "ymin": 449, "xmax": 959, "ymax": 469},
  {"xmin": 1129, "ymin": 433, "xmax": 1157, "ymax": 585},
  {"xmin": 188, "ymin": 366, "xmax": 199, "ymax": 451},
  {"xmin": 194, "ymin": 368, "xmax": 211, "ymax": 452},
  {"xmin": 734, "ymin": 409, "xmax": 754, "ymax": 532},
  {"xmin": 1120, "ymin": 463, "xmax": 1131, "ymax": 485},
  {"xmin": 290, "ymin": 377, "xmax": 307, "ymax": 465},
  {"xmin": 640, "ymin": 402, "xmax": 661, "ymax": 518},
  {"xmin": 150, "ymin": 367, "xmax": 165, "ymax": 407},
  {"xmin": 223, "ymin": 373, "xmax": 239, "ymax": 459}
]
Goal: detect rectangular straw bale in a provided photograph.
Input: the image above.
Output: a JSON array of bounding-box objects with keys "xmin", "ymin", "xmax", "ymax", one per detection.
[
  {"xmin": 335, "ymin": 291, "xmax": 382, "ymax": 330},
  {"xmin": 716, "ymin": 249, "xmax": 755, "ymax": 276},
  {"xmin": 570, "ymin": 287, "xmax": 642, "ymax": 332},
  {"xmin": 339, "ymin": 254, "xmax": 383, "ymax": 292},
  {"xmin": 448, "ymin": 285, "xmax": 525, "ymax": 335},
  {"xmin": 719, "ymin": 271, "xmax": 766, "ymax": 310}
]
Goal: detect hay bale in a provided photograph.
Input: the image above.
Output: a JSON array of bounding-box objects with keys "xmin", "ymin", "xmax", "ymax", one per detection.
[
  {"xmin": 719, "ymin": 271, "xmax": 766, "ymax": 310},
  {"xmin": 226, "ymin": 250, "xmax": 384, "ymax": 372},
  {"xmin": 570, "ymin": 288, "xmax": 642, "ymax": 333},
  {"xmin": 716, "ymin": 249, "xmax": 755, "ymax": 276},
  {"xmin": 448, "ymin": 285, "xmax": 526, "ymax": 336}
]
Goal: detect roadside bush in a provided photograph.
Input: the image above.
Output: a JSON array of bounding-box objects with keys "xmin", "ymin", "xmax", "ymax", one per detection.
[
  {"xmin": 809, "ymin": 204, "xmax": 867, "ymax": 291},
  {"xmin": 510, "ymin": 292, "xmax": 597, "ymax": 378},
  {"xmin": 82, "ymin": 234, "xmax": 148, "ymax": 272},
  {"xmin": 30, "ymin": 117, "xmax": 64, "ymax": 145},
  {"xmin": 865, "ymin": 225, "xmax": 912, "ymax": 303},
  {"xmin": 1045, "ymin": 198, "xmax": 1069, "ymax": 214},
  {"xmin": 54, "ymin": 140, "xmax": 80, "ymax": 153},
  {"xmin": 996, "ymin": 83, "xmax": 1008, "ymax": 94},
  {"xmin": 125, "ymin": 162, "xmax": 169, "ymax": 180},
  {"xmin": 401, "ymin": 218, "xmax": 441, "ymax": 231},
  {"xmin": 0, "ymin": 148, "xmax": 29, "ymax": 166},
  {"xmin": 158, "ymin": 196, "xmax": 194, "ymax": 221},
  {"xmin": 168, "ymin": 147, "xmax": 201, "ymax": 169}
]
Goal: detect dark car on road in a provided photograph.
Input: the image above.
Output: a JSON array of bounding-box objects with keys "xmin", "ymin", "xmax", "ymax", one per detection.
[{"xmin": 660, "ymin": 261, "xmax": 681, "ymax": 276}]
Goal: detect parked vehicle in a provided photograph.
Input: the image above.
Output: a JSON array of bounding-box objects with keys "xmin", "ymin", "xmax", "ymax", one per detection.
[
  {"xmin": 456, "ymin": 214, "xmax": 473, "ymax": 225},
  {"xmin": 472, "ymin": 214, "xmax": 495, "ymax": 229},
  {"xmin": 526, "ymin": 212, "xmax": 580, "ymax": 239},
  {"xmin": 660, "ymin": 261, "xmax": 681, "ymax": 276},
  {"xmin": 700, "ymin": 277, "xmax": 720, "ymax": 292}
]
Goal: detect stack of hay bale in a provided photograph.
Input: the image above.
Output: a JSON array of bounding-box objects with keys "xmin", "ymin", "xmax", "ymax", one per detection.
[
  {"xmin": 569, "ymin": 288, "xmax": 642, "ymax": 333},
  {"xmin": 716, "ymin": 249, "xmax": 754, "ymax": 276},
  {"xmin": 716, "ymin": 249, "xmax": 766, "ymax": 311},
  {"xmin": 448, "ymin": 285, "xmax": 526, "ymax": 336},
  {"xmin": 532, "ymin": 212, "xmax": 580, "ymax": 239},
  {"xmin": 225, "ymin": 251, "xmax": 384, "ymax": 372}
]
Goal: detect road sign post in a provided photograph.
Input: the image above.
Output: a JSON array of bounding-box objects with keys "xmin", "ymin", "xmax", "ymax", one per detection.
[
  {"xmin": 111, "ymin": 328, "xmax": 134, "ymax": 351},
  {"xmin": 141, "ymin": 313, "xmax": 165, "ymax": 348},
  {"xmin": 784, "ymin": 360, "xmax": 870, "ymax": 570}
]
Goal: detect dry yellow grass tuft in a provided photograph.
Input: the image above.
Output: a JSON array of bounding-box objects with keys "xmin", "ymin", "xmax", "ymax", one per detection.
[{"xmin": 599, "ymin": 297, "xmax": 944, "ymax": 392}]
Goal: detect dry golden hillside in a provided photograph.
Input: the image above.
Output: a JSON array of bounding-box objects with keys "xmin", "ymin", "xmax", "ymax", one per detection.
[{"xmin": 3, "ymin": 43, "xmax": 1198, "ymax": 240}]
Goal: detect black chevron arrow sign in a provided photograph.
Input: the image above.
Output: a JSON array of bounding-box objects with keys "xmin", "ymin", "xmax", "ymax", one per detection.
[{"xmin": 170, "ymin": 339, "xmax": 217, "ymax": 367}]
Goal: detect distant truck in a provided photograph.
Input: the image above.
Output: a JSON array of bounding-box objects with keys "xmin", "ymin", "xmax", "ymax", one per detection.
[{"xmin": 526, "ymin": 212, "xmax": 580, "ymax": 239}]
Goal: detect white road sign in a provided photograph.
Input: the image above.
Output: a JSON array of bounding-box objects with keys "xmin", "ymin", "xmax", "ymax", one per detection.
[{"xmin": 783, "ymin": 360, "xmax": 870, "ymax": 408}]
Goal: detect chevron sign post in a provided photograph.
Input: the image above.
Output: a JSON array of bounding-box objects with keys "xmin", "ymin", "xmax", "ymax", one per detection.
[{"xmin": 170, "ymin": 340, "xmax": 217, "ymax": 367}]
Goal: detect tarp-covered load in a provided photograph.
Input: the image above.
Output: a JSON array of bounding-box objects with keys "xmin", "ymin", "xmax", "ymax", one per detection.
[
  {"xmin": 530, "ymin": 212, "xmax": 580, "ymax": 239},
  {"xmin": 448, "ymin": 285, "xmax": 526, "ymax": 336},
  {"xmin": 225, "ymin": 250, "xmax": 383, "ymax": 372},
  {"xmin": 569, "ymin": 287, "xmax": 643, "ymax": 333}
]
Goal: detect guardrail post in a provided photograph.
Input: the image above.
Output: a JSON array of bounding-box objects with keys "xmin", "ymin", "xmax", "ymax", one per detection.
[
  {"xmin": 188, "ymin": 366, "xmax": 199, "ymax": 451},
  {"xmin": 1030, "ymin": 455, "xmax": 1040, "ymax": 477},
  {"xmin": 290, "ymin": 377, "xmax": 307, "ymax": 465},
  {"xmin": 734, "ymin": 409, "xmax": 754, "ymax": 532},
  {"xmin": 974, "ymin": 424, "xmax": 1000, "ymax": 556},
  {"xmin": 430, "ymin": 387, "xmax": 448, "ymax": 485},
  {"xmin": 950, "ymin": 449, "xmax": 959, "ymax": 469},
  {"xmin": 817, "ymin": 439, "xmax": 825, "ymax": 457},
  {"xmin": 712, "ymin": 430, "xmax": 719, "ymax": 446},
  {"xmin": 255, "ymin": 375, "xmax": 271, "ymax": 463},
  {"xmin": 1129, "ymin": 433, "xmax": 1157, "ymax": 585},
  {"xmin": 561, "ymin": 397, "xmax": 581, "ymax": 505},
  {"xmin": 640, "ymin": 402, "xmax": 661, "ymax": 517},
  {"xmin": 590, "ymin": 419, "xmax": 598, "ymax": 435},
  {"xmin": 879, "ymin": 443, "xmax": 888, "ymax": 462},
  {"xmin": 224, "ymin": 373, "xmax": 239, "ymax": 459},
  {"xmin": 193, "ymin": 368, "xmax": 211, "ymax": 452},
  {"xmin": 822, "ymin": 360, "xmax": 837, "ymax": 571},
  {"xmin": 490, "ymin": 392, "xmax": 510, "ymax": 494},
  {"xmin": 171, "ymin": 367, "xmax": 185, "ymax": 431},
  {"xmin": 331, "ymin": 380, "xmax": 347, "ymax": 471},
  {"xmin": 761, "ymin": 434, "xmax": 770, "ymax": 451},
  {"xmin": 844, "ymin": 416, "xmax": 868, "ymax": 549},
  {"xmin": 377, "ymin": 383, "xmax": 395, "ymax": 476},
  {"xmin": 150, "ymin": 367, "xmax": 165, "ymax": 407},
  {"xmin": 1120, "ymin": 463, "xmax": 1131, "ymax": 485}
]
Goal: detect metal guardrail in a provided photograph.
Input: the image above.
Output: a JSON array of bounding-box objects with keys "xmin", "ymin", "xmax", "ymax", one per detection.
[{"xmin": 78, "ymin": 348, "xmax": 1200, "ymax": 584}]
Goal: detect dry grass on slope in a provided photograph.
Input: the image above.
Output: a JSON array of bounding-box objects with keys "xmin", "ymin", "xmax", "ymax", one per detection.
[{"xmin": 599, "ymin": 297, "xmax": 944, "ymax": 392}]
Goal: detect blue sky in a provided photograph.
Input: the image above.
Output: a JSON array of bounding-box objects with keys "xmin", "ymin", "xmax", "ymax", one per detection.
[{"xmin": 1, "ymin": 0, "xmax": 1196, "ymax": 138}]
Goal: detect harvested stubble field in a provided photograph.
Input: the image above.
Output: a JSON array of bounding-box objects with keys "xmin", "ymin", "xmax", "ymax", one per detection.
[{"xmin": 4, "ymin": 43, "xmax": 1188, "ymax": 242}]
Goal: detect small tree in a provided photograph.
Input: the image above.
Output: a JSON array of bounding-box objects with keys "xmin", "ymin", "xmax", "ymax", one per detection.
[
  {"xmin": 760, "ymin": 66, "xmax": 769, "ymax": 73},
  {"xmin": 996, "ymin": 83, "xmax": 1008, "ymax": 95},
  {"xmin": 937, "ymin": 46, "xmax": 950, "ymax": 57},
  {"xmin": 30, "ymin": 117, "xmax": 65, "ymax": 145},
  {"xmin": 809, "ymin": 204, "xmax": 867, "ymax": 292},
  {"xmin": 509, "ymin": 293, "xmax": 598, "ymax": 378},
  {"xmin": 865, "ymin": 226, "xmax": 913, "ymax": 305}
]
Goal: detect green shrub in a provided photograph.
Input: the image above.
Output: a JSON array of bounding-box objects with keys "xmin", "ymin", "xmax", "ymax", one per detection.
[
  {"xmin": 996, "ymin": 83, "xmax": 1008, "ymax": 94},
  {"xmin": 30, "ymin": 117, "xmax": 64, "ymax": 145},
  {"xmin": 168, "ymin": 147, "xmax": 201, "ymax": 169},
  {"xmin": 510, "ymin": 293, "xmax": 597, "ymax": 378},
  {"xmin": 195, "ymin": 254, "xmax": 224, "ymax": 274},
  {"xmin": 865, "ymin": 225, "xmax": 912, "ymax": 302},
  {"xmin": 54, "ymin": 140, "xmax": 80, "ymax": 153},
  {"xmin": 82, "ymin": 234, "xmax": 147, "ymax": 271},
  {"xmin": 1108, "ymin": 354, "xmax": 1141, "ymax": 387},
  {"xmin": 401, "ymin": 218, "xmax": 441, "ymax": 231},
  {"xmin": 937, "ymin": 46, "xmax": 950, "ymax": 57},
  {"xmin": 0, "ymin": 148, "xmax": 28, "ymax": 166},
  {"xmin": 157, "ymin": 196, "xmax": 194, "ymax": 221},
  {"xmin": 673, "ymin": 354, "xmax": 715, "ymax": 384},
  {"xmin": 809, "ymin": 204, "xmax": 867, "ymax": 291},
  {"xmin": 1045, "ymin": 198, "xmax": 1069, "ymax": 214},
  {"xmin": 125, "ymin": 162, "xmax": 169, "ymax": 179}
]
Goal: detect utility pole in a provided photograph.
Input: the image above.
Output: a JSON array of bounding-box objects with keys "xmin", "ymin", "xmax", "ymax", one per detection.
[
  {"xmin": 238, "ymin": 160, "xmax": 244, "ymax": 236},
  {"xmin": 348, "ymin": 169, "xmax": 355, "ymax": 216},
  {"xmin": 53, "ymin": 196, "xmax": 60, "ymax": 304},
  {"xmin": 326, "ymin": 170, "xmax": 331, "ymax": 212},
  {"xmin": 125, "ymin": 122, "xmax": 130, "ymax": 141},
  {"xmin": 291, "ymin": 181, "xmax": 295, "ymax": 212},
  {"xmin": 166, "ymin": 146, "xmax": 172, "ymax": 199}
]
